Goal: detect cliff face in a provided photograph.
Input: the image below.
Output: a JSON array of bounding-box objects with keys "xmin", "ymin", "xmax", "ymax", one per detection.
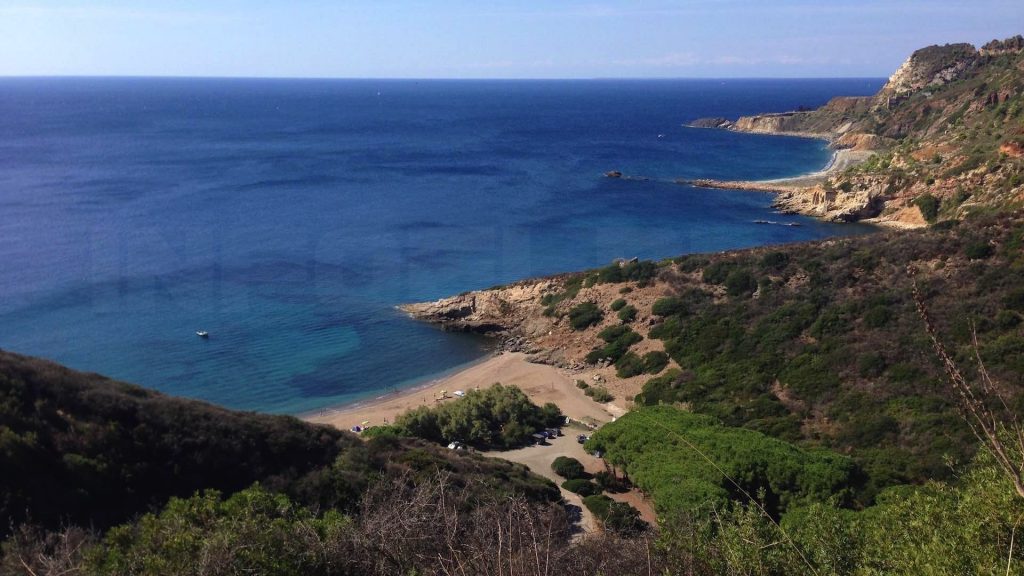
[
  {"xmin": 731, "ymin": 112, "xmax": 819, "ymax": 135},
  {"xmin": 689, "ymin": 35, "xmax": 1024, "ymax": 227},
  {"xmin": 400, "ymin": 280, "xmax": 557, "ymax": 336},
  {"xmin": 877, "ymin": 43, "xmax": 978, "ymax": 102}
]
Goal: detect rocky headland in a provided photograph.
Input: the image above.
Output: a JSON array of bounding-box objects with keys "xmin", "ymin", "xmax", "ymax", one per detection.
[
  {"xmin": 687, "ymin": 36, "xmax": 1024, "ymax": 228},
  {"xmin": 403, "ymin": 34, "xmax": 1024, "ymax": 420}
]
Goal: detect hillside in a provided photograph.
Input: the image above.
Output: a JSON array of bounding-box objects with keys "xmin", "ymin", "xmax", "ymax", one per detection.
[
  {"xmin": 690, "ymin": 36, "xmax": 1024, "ymax": 226},
  {"xmin": 5, "ymin": 36, "xmax": 1024, "ymax": 574},
  {"xmin": 404, "ymin": 212, "xmax": 1024, "ymax": 495},
  {"xmin": 0, "ymin": 350, "xmax": 560, "ymax": 538}
]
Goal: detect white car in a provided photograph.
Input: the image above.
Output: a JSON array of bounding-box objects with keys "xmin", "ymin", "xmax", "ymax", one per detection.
[{"xmin": 453, "ymin": 390, "xmax": 466, "ymax": 397}]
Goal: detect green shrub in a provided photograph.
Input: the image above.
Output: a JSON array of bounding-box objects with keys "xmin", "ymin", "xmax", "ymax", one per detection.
[
  {"xmin": 642, "ymin": 351, "xmax": 669, "ymax": 374},
  {"xmin": 761, "ymin": 251, "xmax": 790, "ymax": 270},
  {"xmin": 589, "ymin": 327, "xmax": 643, "ymax": 364},
  {"xmin": 617, "ymin": 305, "xmax": 638, "ymax": 323},
  {"xmin": 397, "ymin": 384, "xmax": 563, "ymax": 449},
  {"xmin": 863, "ymin": 305, "xmax": 890, "ymax": 328},
  {"xmin": 568, "ymin": 302, "xmax": 603, "ymax": 330},
  {"xmin": 615, "ymin": 352, "xmax": 645, "ymax": 378},
  {"xmin": 585, "ymin": 386, "xmax": 615, "ymax": 403},
  {"xmin": 610, "ymin": 298, "xmax": 626, "ymax": 311},
  {"xmin": 604, "ymin": 501, "xmax": 647, "ymax": 535},
  {"xmin": 964, "ymin": 240, "xmax": 994, "ymax": 259},
  {"xmin": 361, "ymin": 425, "xmax": 405, "ymax": 439},
  {"xmin": 703, "ymin": 261, "xmax": 736, "ymax": 285},
  {"xmin": 551, "ymin": 456, "xmax": 586, "ymax": 480},
  {"xmin": 1005, "ymin": 288, "xmax": 1024, "ymax": 311},
  {"xmin": 561, "ymin": 479, "xmax": 601, "ymax": 496},
  {"xmin": 598, "ymin": 325, "xmax": 633, "ymax": 343},
  {"xmin": 575, "ymin": 379, "xmax": 589, "ymax": 390},
  {"xmin": 858, "ymin": 352, "xmax": 887, "ymax": 378},
  {"xmin": 582, "ymin": 494, "xmax": 613, "ymax": 519},
  {"xmin": 595, "ymin": 260, "xmax": 659, "ymax": 284},
  {"xmin": 652, "ymin": 297, "xmax": 686, "ymax": 317},
  {"xmin": 593, "ymin": 471, "xmax": 630, "ymax": 493},
  {"xmin": 724, "ymin": 269, "xmax": 758, "ymax": 297},
  {"xmin": 913, "ymin": 193, "xmax": 940, "ymax": 222},
  {"xmin": 995, "ymin": 310, "xmax": 1021, "ymax": 329},
  {"xmin": 89, "ymin": 487, "xmax": 350, "ymax": 575}
]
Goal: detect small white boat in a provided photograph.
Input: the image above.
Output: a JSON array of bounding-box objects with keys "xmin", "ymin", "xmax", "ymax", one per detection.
[{"xmin": 196, "ymin": 330, "xmax": 209, "ymax": 338}]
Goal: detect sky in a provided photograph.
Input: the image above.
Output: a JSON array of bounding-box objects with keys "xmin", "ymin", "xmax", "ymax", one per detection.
[{"xmin": 0, "ymin": 1, "xmax": 1021, "ymax": 79}]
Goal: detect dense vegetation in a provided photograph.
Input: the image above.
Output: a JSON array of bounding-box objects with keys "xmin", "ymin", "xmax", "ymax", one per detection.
[
  {"xmin": 654, "ymin": 450, "xmax": 1024, "ymax": 574},
  {"xmin": 634, "ymin": 214, "xmax": 1024, "ymax": 494},
  {"xmin": 0, "ymin": 350, "xmax": 356, "ymax": 535},
  {"xmin": 587, "ymin": 407, "xmax": 860, "ymax": 516},
  {"xmin": 4, "ymin": 474, "xmax": 648, "ymax": 576},
  {"xmin": 393, "ymin": 384, "xmax": 564, "ymax": 449},
  {"xmin": 582, "ymin": 494, "xmax": 648, "ymax": 536},
  {"xmin": 0, "ymin": 352, "xmax": 560, "ymax": 548}
]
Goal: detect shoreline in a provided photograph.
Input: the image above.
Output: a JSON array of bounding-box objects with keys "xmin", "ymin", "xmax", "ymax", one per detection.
[
  {"xmin": 304, "ymin": 351, "xmax": 621, "ymax": 431},
  {"xmin": 297, "ymin": 350, "xmax": 496, "ymax": 421},
  {"xmin": 306, "ymin": 129, "xmax": 884, "ymax": 432},
  {"xmin": 685, "ymin": 147, "xmax": 871, "ymax": 194}
]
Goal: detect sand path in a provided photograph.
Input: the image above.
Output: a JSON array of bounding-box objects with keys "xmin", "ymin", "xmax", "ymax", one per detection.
[
  {"xmin": 304, "ymin": 351, "xmax": 653, "ymax": 535},
  {"xmin": 492, "ymin": 432, "xmax": 658, "ymax": 536}
]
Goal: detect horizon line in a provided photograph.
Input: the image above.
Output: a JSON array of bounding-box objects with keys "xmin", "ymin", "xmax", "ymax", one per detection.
[{"xmin": 0, "ymin": 73, "xmax": 890, "ymax": 82}]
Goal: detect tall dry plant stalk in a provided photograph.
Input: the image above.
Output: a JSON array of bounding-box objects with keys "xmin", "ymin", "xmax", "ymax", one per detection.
[{"xmin": 912, "ymin": 280, "xmax": 1024, "ymax": 500}]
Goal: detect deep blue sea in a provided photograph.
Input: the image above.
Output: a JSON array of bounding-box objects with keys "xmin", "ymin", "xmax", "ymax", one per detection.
[{"xmin": 0, "ymin": 77, "xmax": 884, "ymax": 414}]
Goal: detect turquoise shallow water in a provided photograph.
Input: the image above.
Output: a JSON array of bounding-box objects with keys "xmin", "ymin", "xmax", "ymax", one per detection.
[{"xmin": 0, "ymin": 78, "xmax": 883, "ymax": 413}]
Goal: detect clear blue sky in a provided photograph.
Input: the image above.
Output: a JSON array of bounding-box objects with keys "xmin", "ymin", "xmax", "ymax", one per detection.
[{"xmin": 1, "ymin": 1, "xmax": 1020, "ymax": 78}]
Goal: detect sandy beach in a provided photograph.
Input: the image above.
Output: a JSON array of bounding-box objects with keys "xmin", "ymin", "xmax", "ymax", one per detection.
[
  {"xmin": 687, "ymin": 147, "xmax": 874, "ymax": 193},
  {"xmin": 305, "ymin": 352, "xmax": 621, "ymax": 431}
]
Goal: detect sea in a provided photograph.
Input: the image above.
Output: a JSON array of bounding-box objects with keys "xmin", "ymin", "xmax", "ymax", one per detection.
[{"xmin": 0, "ymin": 77, "xmax": 884, "ymax": 414}]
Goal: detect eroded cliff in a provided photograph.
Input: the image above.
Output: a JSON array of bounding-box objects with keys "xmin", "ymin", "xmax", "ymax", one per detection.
[{"xmin": 688, "ymin": 37, "xmax": 1024, "ymax": 227}]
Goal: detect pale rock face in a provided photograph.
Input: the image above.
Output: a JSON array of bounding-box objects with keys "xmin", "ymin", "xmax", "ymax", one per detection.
[
  {"xmin": 833, "ymin": 132, "xmax": 890, "ymax": 151},
  {"xmin": 732, "ymin": 114, "xmax": 791, "ymax": 133},
  {"xmin": 774, "ymin": 180, "xmax": 888, "ymax": 224},
  {"xmin": 400, "ymin": 280, "xmax": 556, "ymax": 333},
  {"xmin": 878, "ymin": 43, "xmax": 977, "ymax": 103}
]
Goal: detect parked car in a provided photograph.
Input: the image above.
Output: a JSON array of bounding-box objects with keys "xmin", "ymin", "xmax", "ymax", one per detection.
[{"xmin": 577, "ymin": 434, "xmax": 588, "ymax": 444}]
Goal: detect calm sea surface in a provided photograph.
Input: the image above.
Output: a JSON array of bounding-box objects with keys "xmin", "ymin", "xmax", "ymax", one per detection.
[{"xmin": 0, "ymin": 78, "xmax": 883, "ymax": 413}]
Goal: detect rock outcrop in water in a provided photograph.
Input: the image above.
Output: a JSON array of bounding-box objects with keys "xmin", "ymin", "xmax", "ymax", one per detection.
[{"xmin": 400, "ymin": 280, "xmax": 557, "ymax": 335}]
